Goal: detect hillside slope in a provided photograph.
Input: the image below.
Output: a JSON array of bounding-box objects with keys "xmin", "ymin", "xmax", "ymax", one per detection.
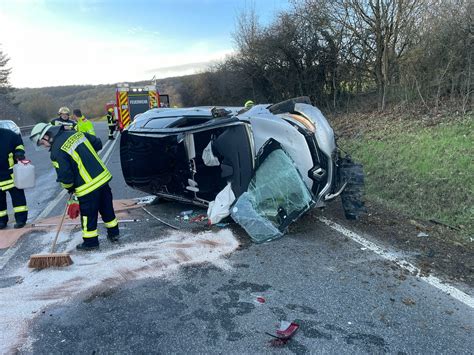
[
  {"xmin": 0, "ymin": 93, "xmax": 34, "ymax": 125},
  {"xmin": 13, "ymin": 75, "xmax": 193, "ymax": 120}
]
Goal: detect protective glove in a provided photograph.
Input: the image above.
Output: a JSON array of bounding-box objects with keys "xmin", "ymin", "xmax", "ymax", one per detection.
[
  {"xmin": 66, "ymin": 185, "xmax": 75, "ymax": 194},
  {"xmin": 67, "ymin": 195, "xmax": 80, "ymax": 219}
]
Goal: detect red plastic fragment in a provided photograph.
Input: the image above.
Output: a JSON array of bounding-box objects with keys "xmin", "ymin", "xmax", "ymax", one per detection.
[
  {"xmin": 190, "ymin": 214, "xmax": 207, "ymax": 223},
  {"xmin": 256, "ymin": 297, "xmax": 266, "ymax": 303},
  {"xmin": 276, "ymin": 322, "xmax": 299, "ymax": 339}
]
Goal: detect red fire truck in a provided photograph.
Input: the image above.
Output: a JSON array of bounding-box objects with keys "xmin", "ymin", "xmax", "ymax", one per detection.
[{"xmin": 108, "ymin": 83, "xmax": 162, "ymax": 131}]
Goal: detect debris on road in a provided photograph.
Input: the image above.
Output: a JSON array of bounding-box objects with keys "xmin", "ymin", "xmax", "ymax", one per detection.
[
  {"xmin": 134, "ymin": 196, "xmax": 157, "ymax": 205},
  {"xmin": 175, "ymin": 212, "xmax": 208, "ymax": 224},
  {"xmin": 276, "ymin": 321, "xmax": 299, "ymax": 338},
  {"xmin": 417, "ymin": 232, "xmax": 429, "ymax": 238},
  {"xmin": 266, "ymin": 320, "xmax": 299, "ymax": 347},
  {"xmin": 256, "ymin": 296, "xmax": 266, "ymax": 303},
  {"xmin": 142, "ymin": 206, "xmax": 179, "ymax": 230},
  {"xmin": 402, "ymin": 298, "xmax": 416, "ymax": 306},
  {"xmin": 190, "ymin": 214, "xmax": 207, "ymax": 223},
  {"xmin": 180, "ymin": 210, "xmax": 194, "ymax": 217}
]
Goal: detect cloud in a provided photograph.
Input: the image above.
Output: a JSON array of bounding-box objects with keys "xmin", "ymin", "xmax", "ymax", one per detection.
[
  {"xmin": 145, "ymin": 61, "xmax": 218, "ymax": 75},
  {"xmin": 144, "ymin": 48, "xmax": 234, "ymax": 79},
  {"xmin": 0, "ymin": 9, "xmax": 233, "ymax": 88}
]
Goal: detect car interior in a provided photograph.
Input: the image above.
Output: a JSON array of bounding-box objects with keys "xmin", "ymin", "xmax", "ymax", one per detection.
[
  {"xmin": 121, "ymin": 123, "xmax": 254, "ymax": 204},
  {"xmin": 183, "ymin": 124, "xmax": 253, "ymax": 202}
]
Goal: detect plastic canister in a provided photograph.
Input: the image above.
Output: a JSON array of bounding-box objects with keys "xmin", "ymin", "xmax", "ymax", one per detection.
[{"xmin": 13, "ymin": 160, "xmax": 35, "ymax": 189}]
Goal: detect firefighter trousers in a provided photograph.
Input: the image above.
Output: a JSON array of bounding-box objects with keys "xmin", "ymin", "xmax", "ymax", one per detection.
[
  {"xmin": 78, "ymin": 183, "xmax": 118, "ymax": 243},
  {"xmin": 0, "ymin": 187, "xmax": 28, "ymax": 224},
  {"xmin": 108, "ymin": 125, "xmax": 116, "ymax": 139}
]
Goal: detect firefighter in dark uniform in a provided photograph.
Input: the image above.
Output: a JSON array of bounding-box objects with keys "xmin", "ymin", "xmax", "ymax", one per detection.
[
  {"xmin": 30, "ymin": 123, "xmax": 119, "ymax": 250},
  {"xmin": 0, "ymin": 128, "xmax": 28, "ymax": 229},
  {"xmin": 51, "ymin": 107, "xmax": 77, "ymax": 130},
  {"xmin": 106, "ymin": 108, "xmax": 116, "ymax": 140}
]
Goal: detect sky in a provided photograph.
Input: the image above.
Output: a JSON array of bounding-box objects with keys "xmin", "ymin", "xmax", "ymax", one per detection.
[{"xmin": 0, "ymin": 0, "xmax": 290, "ymax": 88}]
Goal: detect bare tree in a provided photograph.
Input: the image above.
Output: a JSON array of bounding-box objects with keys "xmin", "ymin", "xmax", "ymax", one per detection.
[
  {"xmin": 332, "ymin": 0, "xmax": 423, "ymax": 110},
  {"xmin": 0, "ymin": 46, "xmax": 12, "ymax": 95}
]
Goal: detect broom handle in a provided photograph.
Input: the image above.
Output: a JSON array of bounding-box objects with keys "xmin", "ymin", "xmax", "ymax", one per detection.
[{"xmin": 50, "ymin": 194, "xmax": 71, "ymax": 253}]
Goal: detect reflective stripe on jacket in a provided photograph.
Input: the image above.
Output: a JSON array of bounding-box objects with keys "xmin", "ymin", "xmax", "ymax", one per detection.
[
  {"xmin": 0, "ymin": 128, "xmax": 25, "ymax": 191},
  {"xmin": 106, "ymin": 113, "xmax": 116, "ymax": 126},
  {"xmin": 50, "ymin": 130, "xmax": 109, "ymax": 197},
  {"xmin": 51, "ymin": 117, "xmax": 77, "ymax": 129}
]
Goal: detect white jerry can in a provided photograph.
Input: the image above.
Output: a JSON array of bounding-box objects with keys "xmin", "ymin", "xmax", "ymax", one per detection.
[{"xmin": 13, "ymin": 160, "xmax": 35, "ymax": 189}]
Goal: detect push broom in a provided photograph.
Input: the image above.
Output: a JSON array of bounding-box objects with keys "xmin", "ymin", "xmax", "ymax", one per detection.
[{"xmin": 28, "ymin": 195, "xmax": 73, "ymax": 269}]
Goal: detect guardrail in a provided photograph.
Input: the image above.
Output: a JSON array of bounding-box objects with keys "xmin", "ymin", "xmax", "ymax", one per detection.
[{"xmin": 19, "ymin": 124, "xmax": 36, "ymax": 136}]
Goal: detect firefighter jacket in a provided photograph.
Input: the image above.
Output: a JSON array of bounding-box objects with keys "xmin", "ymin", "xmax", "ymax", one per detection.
[
  {"xmin": 50, "ymin": 130, "xmax": 111, "ymax": 197},
  {"xmin": 0, "ymin": 128, "xmax": 25, "ymax": 191},
  {"xmin": 51, "ymin": 117, "xmax": 77, "ymax": 130},
  {"xmin": 106, "ymin": 113, "xmax": 116, "ymax": 127},
  {"xmin": 75, "ymin": 115, "xmax": 96, "ymax": 136}
]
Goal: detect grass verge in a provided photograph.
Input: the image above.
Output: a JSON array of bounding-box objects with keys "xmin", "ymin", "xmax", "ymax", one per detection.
[{"xmin": 337, "ymin": 116, "xmax": 473, "ymax": 240}]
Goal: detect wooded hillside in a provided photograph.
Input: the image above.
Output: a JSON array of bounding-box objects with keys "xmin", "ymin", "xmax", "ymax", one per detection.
[
  {"xmin": 186, "ymin": 0, "xmax": 472, "ymax": 114},
  {"xmin": 2, "ymin": 0, "xmax": 472, "ymax": 124}
]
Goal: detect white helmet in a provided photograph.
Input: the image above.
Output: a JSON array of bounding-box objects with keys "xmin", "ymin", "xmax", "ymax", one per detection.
[
  {"xmin": 29, "ymin": 123, "xmax": 53, "ymax": 146},
  {"xmin": 58, "ymin": 107, "xmax": 70, "ymax": 115}
]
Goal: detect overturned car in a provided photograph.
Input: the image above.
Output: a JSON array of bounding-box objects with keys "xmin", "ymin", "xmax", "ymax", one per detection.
[{"xmin": 120, "ymin": 97, "xmax": 364, "ymax": 242}]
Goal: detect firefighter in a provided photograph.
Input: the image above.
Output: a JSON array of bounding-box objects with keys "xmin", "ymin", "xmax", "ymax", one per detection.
[
  {"xmin": 29, "ymin": 123, "xmax": 119, "ymax": 250},
  {"xmin": 0, "ymin": 127, "xmax": 28, "ymax": 229},
  {"xmin": 106, "ymin": 108, "xmax": 116, "ymax": 140},
  {"xmin": 51, "ymin": 107, "xmax": 77, "ymax": 130},
  {"xmin": 72, "ymin": 109, "xmax": 96, "ymax": 136}
]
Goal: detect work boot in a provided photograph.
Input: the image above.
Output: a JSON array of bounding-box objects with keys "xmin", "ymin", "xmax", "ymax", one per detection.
[
  {"xmin": 0, "ymin": 222, "xmax": 7, "ymax": 230},
  {"xmin": 14, "ymin": 222, "xmax": 26, "ymax": 229},
  {"xmin": 108, "ymin": 136, "xmax": 115, "ymax": 140},
  {"xmin": 107, "ymin": 232, "xmax": 120, "ymax": 243},
  {"xmin": 76, "ymin": 237, "xmax": 99, "ymax": 251}
]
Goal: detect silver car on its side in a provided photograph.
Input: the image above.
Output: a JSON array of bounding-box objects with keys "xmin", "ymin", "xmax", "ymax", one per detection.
[{"xmin": 120, "ymin": 97, "xmax": 365, "ymax": 242}]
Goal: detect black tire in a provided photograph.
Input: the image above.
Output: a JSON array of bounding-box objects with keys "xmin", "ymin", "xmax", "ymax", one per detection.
[{"xmin": 339, "ymin": 156, "xmax": 366, "ymax": 220}]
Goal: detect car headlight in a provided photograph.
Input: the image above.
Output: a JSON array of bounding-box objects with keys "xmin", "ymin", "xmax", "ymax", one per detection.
[{"xmin": 287, "ymin": 114, "xmax": 315, "ymax": 133}]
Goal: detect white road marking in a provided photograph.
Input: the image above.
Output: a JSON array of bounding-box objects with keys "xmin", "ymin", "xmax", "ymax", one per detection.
[
  {"xmin": 0, "ymin": 136, "xmax": 118, "ymax": 270},
  {"xmin": 34, "ymin": 190, "xmax": 68, "ymax": 221},
  {"xmin": 101, "ymin": 137, "xmax": 117, "ymax": 165},
  {"xmin": 318, "ymin": 216, "xmax": 474, "ymax": 309}
]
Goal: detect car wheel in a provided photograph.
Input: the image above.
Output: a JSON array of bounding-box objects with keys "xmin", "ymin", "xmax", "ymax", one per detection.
[{"xmin": 339, "ymin": 156, "xmax": 366, "ymax": 220}]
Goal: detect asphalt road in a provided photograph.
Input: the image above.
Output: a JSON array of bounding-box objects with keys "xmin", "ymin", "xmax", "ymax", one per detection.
[{"xmin": 0, "ymin": 122, "xmax": 472, "ymax": 354}]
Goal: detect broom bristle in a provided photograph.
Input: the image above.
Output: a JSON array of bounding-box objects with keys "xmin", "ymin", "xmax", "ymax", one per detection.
[{"xmin": 28, "ymin": 253, "xmax": 73, "ymax": 269}]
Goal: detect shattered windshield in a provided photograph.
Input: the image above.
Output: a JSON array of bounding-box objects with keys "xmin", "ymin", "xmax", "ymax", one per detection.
[{"xmin": 232, "ymin": 146, "xmax": 313, "ymax": 243}]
